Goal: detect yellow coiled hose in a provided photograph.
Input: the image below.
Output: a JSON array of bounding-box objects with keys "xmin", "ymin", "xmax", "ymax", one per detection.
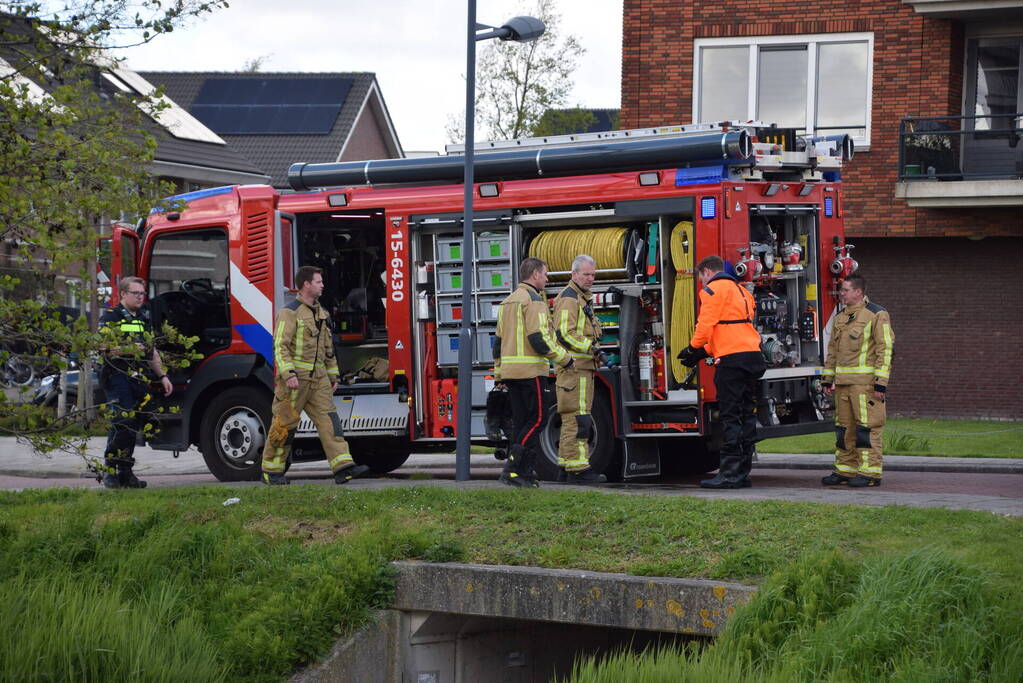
[
  {"xmin": 528, "ymin": 228, "xmax": 629, "ymax": 277},
  {"xmin": 670, "ymin": 221, "xmax": 696, "ymax": 384}
]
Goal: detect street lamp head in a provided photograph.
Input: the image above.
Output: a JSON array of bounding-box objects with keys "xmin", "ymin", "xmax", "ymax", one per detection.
[{"xmin": 499, "ymin": 15, "xmax": 545, "ymax": 42}]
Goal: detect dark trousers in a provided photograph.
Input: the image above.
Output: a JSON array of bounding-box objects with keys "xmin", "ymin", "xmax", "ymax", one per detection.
[
  {"xmin": 102, "ymin": 373, "xmax": 149, "ymax": 463},
  {"xmin": 714, "ymin": 352, "xmax": 766, "ymax": 480},
  {"xmin": 504, "ymin": 377, "xmax": 549, "ymax": 473}
]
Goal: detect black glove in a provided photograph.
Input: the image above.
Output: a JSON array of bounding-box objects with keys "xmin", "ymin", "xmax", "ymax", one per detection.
[{"xmin": 677, "ymin": 345, "xmax": 708, "ymax": 367}]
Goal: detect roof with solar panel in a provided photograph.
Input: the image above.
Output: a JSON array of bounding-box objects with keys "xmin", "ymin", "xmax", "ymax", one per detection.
[{"xmin": 140, "ymin": 71, "xmax": 404, "ymax": 188}]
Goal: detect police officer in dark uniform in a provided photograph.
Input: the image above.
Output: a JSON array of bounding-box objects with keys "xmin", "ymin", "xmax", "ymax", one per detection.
[{"xmin": 98, "ymin": 276, "xmax": 173, "ymax": 489}]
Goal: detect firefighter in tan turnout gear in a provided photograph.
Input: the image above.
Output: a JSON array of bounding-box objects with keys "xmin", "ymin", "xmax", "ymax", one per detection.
[
  {"xmin": 261, "ymin": 266, "xmax": 370, "ymax": 486},
  {"xmin": 552, "ymin": 255, "xmax": 608, "ymax": 484},
  {"xmin": 821, "ymin": 274, "xmax": 894, "ymax": 487},
  {"xmin": 494, "ymin": 257, "xmax": 575, "ymax": 488}
]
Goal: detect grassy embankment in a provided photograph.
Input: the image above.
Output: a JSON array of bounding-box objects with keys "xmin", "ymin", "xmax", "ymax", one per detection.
[
  {"xmin": 759, "ymin": 417, "xmax": 1023, "ymax": 457},
  {"xmin": 1, "ymin": 486, "xmax": 1020, "ymax": 681}
]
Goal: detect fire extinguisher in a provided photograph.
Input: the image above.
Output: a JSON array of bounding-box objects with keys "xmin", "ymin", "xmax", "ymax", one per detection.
[
  {"xmin": 652, "ymin": 343, "xmax": 667, "ymax": 398},
  {"xmin": 637, "ymin": 341, "xmax": 655, "ymax": 400}
]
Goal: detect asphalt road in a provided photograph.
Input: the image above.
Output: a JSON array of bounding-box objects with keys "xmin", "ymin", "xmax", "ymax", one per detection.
[
  {"xmin": 3, "ymin": 467, "xmax": 1020, "ymax": 496},
  {"xmin": 1, "ymin": 436, "xmax": 1020, "ymax": 514}
]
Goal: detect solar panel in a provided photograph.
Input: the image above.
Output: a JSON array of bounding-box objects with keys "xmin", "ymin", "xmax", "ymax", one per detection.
[{"xmin": 190, "ymin": 77, "xmax": 353, "ymax": 135}]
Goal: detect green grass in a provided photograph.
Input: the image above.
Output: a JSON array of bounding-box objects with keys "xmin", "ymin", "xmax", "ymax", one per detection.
[
  {"xmin": 0, "ymin": 486, "xmax": 1020, "ymax": 681},
  {"xmin": 759, "ymin": 417, "xmax": 1023, "ymax": 457},
  {"xmin": 567, "ymin": 548, "xmax": 1023, "ymax": 682}
]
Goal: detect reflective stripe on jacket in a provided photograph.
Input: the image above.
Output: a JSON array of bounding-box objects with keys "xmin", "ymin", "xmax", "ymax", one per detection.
[
  {"xmin": 823, "ymin": 298, "xmax": 894, "ymax": 388},
  {"xmin": 689, "ymin": 273, "xmax": 761, "ymax": 358},
  {"xmin": 552, "ymin": 280, "xmax": 603, "ymax": 371},
  {"xmin": 493, "ymin": 282, "xmax": 570, "ymax": 380},
  {"xmin": 98, "ymin": 305, "xmax": 153, "ymax": 379},
  {"xmin": 274, "ymin": 297, "xmax": 339, "ymax": 381}
]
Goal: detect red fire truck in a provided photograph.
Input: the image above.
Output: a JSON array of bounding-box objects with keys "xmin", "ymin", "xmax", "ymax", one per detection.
[{"xmin": 110, "ymin": 122, "xmax": 857, "ymax": 481}]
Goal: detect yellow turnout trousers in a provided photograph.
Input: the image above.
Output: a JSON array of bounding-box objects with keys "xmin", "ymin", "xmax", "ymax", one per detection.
[
  {"xmin": 556, "ymin": 366, "xmax": 595, "ymax": 471},
  {"xmin": 833, "ymin": 384, "xmax": 885, "ymax": 481},
  {"xmin": 261, "ymin": 373, "xmax": 353, "ymax": 475}
]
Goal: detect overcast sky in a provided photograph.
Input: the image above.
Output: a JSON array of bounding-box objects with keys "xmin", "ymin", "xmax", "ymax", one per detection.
[{"xmin": 119, "ymin": 0, "xmax": 623, "ymax": 154}]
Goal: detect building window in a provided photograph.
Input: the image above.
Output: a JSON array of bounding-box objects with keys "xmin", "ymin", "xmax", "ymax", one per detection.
[
  {"xmin": 695, "ymin": 33, "xmax": 873, "ymax": 147},
  {"xmin": 969, "ymin": 37, "xmax": 1021, "ymax": 131}
]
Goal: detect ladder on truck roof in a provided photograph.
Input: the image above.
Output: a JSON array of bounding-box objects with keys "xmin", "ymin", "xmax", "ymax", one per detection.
[{"xmin": 446, "ymin": 121, "xmax": 854, "ymax": 180}]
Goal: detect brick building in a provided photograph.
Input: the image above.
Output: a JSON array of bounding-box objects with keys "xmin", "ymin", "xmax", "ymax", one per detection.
[{"xmin": 621, "ymin": 0, "xmax": 1023, "ymax": 418}]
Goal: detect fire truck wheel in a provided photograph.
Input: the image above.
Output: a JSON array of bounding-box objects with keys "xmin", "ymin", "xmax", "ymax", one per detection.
[
  {"xmin": 348, "ymin": 437, "xmax": 412, "ymax": 474},
  {"xmin": 536, "ymin": 395, "xmax": 619, "ymax": 482},
  {"xmin": 199, "ymin": 387, "xmax": 271, "ymax": 482}
]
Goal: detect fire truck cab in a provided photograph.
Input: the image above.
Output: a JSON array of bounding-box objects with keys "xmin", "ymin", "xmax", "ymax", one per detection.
[{"xmin": 118, "ymin": 122, "xmax": 856, "ymax": 481}]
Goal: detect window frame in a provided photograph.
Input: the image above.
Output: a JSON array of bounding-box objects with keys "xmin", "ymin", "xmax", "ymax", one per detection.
[
  {"xmin": 693, "ymin": 32, "xmax": 875, "ymax": 149},
  {"xmin": 146, "ymin": 227, "xmax": 231, "ymax": 298}
]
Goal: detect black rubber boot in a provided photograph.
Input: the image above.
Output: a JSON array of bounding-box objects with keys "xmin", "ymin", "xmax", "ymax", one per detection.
[
  {"xmin": 102, "ymin": 472, "xmax": 122, "ymax": 489},
  {"xmin": 821, "ymin": 473, "xmax": 852, "ymax": 486},
  {"xmin": 848, "ymin": 475, "xmax": 881, "ymax": 488},
  {"xmin": 117, "ymin": 460, "xmax": 147, "ymax": 489},
  {"xmin": 566, "ymin": 469, "xmax": 607, "ymax": 484},
  {"xmin": 519, "ymin": 447, "xmax": 542, "ymax": 488},
  {"xmin": 334, "ymin": 463, "xmax": 371, "ymax": 484},
  {"xmin": 700, "ymin": 452, "xmax": 746, "ymax": 489},
  {"xmin": 500, "ymin": 445, "xmax": 539, "ymax": 488}
]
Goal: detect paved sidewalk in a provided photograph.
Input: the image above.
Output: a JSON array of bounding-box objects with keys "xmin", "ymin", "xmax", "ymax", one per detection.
[
  {"xmin": 1, "ymin": 437, "xmax": 1020, "ymax": 516},
  {"xmin": 2, "ymin": 437, "xmax": 1020, "ymax": 478}
]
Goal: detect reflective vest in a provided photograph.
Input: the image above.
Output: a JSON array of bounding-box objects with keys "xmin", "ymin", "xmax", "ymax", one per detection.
[
  {"xmin": 823, "ymin": 298, "xmax": 894, "ymax": 388},
  {"xmin": 690, "ymin": 273, "xmax": 761, "ymax": 358},
  {"xmin": 98, "ymin": 305, "xmax": 152, "ymax": 380},
  {"xmin": 494, "ymin": 283, "xmax": 570, "ymax": 380},
  {"xmin": 274, "ymin": 297, "xmax": 339, "ymax": 381},
  {"xmin": 552, "ymin": 280, "xmax": 603, "ymax": 371}
]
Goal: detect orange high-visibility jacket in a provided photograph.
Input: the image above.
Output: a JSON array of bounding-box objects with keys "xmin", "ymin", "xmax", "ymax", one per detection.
[{"xmin": 689, "ymin": 273, "xmax": 761, "ymax": 358}]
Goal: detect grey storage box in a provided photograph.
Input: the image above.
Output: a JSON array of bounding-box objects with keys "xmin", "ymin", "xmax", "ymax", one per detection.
[
  {"xmin": 437, "ymin": 329, "xmax": 463, "ymax": 365},
  {"xmin": 470, "ymin": 410, "xmax": 487, "ymax": 438},
  {"xmin": 436, "ymin": 235, "xmax": 466, "ymax": 263},
  {"xmin": 477, "ymin": 263, "xmax": 512, "ymax": 292},
  {"xmin": 476, "ymin": 326, "xmax": 498, "ymax": 365},
  {"xmin": 477, "ymin": 293, "xmax": 504, "ymax": 323},
  {"xmin": 476, "ymin": 232, "xmax": 511, "ymax": 261},
  {"xmin": 436, "ymin": 296, "xmax": 466, "ymax": 326},
  {"xmin": 436, "ymin": 265, "xmax": 465, "ymax": 294},
  {"xmin": 470, "ymin": 370, "xmax": 497, "ymax": 407}
]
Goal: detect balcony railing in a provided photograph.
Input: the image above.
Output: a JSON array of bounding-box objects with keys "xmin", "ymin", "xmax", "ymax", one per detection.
[{"xmin": 898, "ymin": 113, "xmax": 1023, "ymax": 181}]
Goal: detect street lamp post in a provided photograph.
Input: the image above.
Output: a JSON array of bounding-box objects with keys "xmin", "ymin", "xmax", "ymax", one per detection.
[{"xmin": 455, "ymin": 6, "xmax": 545, "ymax": 482}]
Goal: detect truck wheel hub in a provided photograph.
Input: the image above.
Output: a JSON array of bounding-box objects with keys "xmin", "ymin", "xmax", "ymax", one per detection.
[{"xmin": 218, "ymin": 409, "xmax": 265, "ymax": 462}]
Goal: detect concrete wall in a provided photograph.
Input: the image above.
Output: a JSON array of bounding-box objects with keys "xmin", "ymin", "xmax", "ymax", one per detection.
[{"xmin": 292, "ymin": 562, "xmax": 757, "ymax": 682}]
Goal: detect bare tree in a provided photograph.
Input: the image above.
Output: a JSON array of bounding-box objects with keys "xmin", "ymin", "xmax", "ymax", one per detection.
[{"xmin": 447, "ymin": 0, "xmax": 586, "ymax": 143}]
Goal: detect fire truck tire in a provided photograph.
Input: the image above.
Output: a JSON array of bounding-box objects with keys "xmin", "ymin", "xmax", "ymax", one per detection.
[
  {"xmin": 348, "ymin": 437, "xmax": 412, "ymax": 474},
  {"xmin": 198, "ymin": 387, "xmax": 271, "ymax": 482},
  {"xmin": 536, "ymin": 395, "xmax": 619, "ymax": 482}
]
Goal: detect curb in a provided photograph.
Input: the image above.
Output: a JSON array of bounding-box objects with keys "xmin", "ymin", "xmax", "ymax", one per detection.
[
  {"xmin": 2, "ymin": 456, "xmax": 1021, "ymax": 479},
  {"xmin": 752, "ymin": 460, "xmax": 1023, "ymax": 475}
]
